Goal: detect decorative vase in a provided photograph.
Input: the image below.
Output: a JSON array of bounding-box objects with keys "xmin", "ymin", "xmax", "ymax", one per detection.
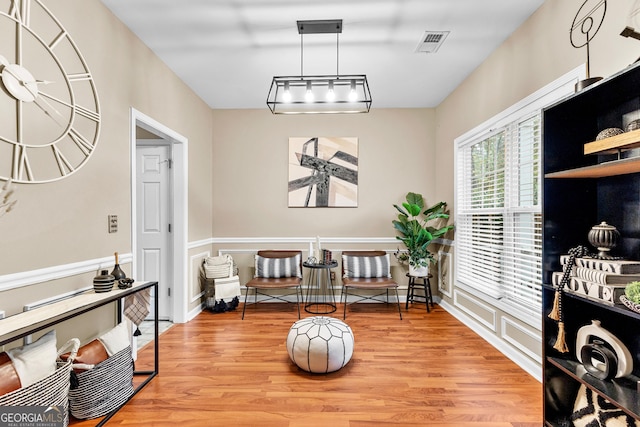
[
  {"xmin": 588, "ymin": 222, "xmax": 620, "ymax": 259},
  {"xmin": 110, "ymin": 252, "xmax": 126, "ymax": 281},
  {"xmin": 93, "ymin": 270, "xmax": 115, "ymax": 293},
  {"xmin": 409, "ymin": 261, "xmax": 429, "ymax": 277}
]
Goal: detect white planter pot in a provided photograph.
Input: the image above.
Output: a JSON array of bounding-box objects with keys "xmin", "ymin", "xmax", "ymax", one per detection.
[{"xmin": 409, "ymin": 262, "xmax": 429, "ymax": 277}]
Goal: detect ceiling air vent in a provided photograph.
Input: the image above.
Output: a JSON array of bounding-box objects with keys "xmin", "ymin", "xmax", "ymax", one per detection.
[{"xmin": 415, "ymin": 31, "xmax": 449, "ymax": 53}]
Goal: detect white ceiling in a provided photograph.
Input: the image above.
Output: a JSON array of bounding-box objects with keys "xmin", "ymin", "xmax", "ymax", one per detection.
[{"xmin": 99, "ymin": 0, "xmax": 545, "ymax": 110}]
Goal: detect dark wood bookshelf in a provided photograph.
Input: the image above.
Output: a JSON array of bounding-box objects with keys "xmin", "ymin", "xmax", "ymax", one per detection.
[{"xmin": 542, "ymin": 61, "xmax": 640, "ymax": 424}]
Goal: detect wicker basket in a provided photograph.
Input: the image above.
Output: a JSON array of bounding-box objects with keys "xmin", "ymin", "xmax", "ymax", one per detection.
[
  {"xmin": 68, "ymin": 346, "xmax": 134, "ymax": 420},
  {"xmin": 203, "ymin": 254, "xmax": 238, "ymax": 279},
  {"xmin": 620, "ymin": 295, "xmax": 640, "ymax": 314},
  {"xmin": 0, "ymin": 338, "xmax": 80, "ymax": 427}
]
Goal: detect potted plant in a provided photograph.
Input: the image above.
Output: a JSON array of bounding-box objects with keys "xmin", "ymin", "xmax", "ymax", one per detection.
[{"xmin": 392, "ymin": 192, "xmax": 454, "ymax": 276}]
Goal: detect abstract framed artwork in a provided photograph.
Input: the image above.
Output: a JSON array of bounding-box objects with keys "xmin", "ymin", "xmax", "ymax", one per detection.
[{"xmin": 288, "ymin": 137, "xmax": 358, "ymax": 207}]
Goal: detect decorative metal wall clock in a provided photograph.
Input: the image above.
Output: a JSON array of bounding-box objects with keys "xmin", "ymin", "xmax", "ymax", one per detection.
[{"xmin": 0, "ymin": 0, "xmax": 100, "ymax": 183}]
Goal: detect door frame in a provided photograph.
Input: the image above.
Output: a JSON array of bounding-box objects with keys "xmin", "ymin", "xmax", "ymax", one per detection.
[{"xmin": 130, "ymin": 108, "xmax": 189, "ymax": 323}]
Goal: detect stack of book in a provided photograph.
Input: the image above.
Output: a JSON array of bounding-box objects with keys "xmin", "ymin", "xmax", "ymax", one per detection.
[
  {"xmin": 552, "ymin": 256, "xmax": 640, "ymax": 305},
  {"xmin": 322, "ymin": 249, "xmax": 333, "ymax": 265}
]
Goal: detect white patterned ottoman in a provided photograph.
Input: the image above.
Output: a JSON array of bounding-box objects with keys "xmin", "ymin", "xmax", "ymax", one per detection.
[{"xmin": 286, "ymin": 316, "xmax": 354, "ymax": 373}]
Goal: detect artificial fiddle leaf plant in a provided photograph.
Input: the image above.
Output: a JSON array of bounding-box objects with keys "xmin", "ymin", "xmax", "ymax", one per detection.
[{"xmin": 392, "ymin": 192, "xmax": 454, "ymax": 270}]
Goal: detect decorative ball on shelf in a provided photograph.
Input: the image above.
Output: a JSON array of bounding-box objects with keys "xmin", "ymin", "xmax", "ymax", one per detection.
[
  {"xmin": 588, "ymin": 222, "xmax": 620, "ymax": 259},
  {"xmin": 626, "ymin": 119, "xmax": 640, "ymax": 132},
  {"xmin": 596, "ymin": 127, "xmax": 624, "ymax": 140},
  {"xmin": 286, "ymin": 316, "xmax": 354, "ymax": 373}
]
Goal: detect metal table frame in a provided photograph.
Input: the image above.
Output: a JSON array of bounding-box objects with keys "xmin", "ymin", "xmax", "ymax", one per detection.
[
  {"xmin": 0, "ymin": 281, "xmax": 159, "ymax": 426},
  {"xmin": 303, "ymin": 261, "xmax": 338, "ymax": 314}
]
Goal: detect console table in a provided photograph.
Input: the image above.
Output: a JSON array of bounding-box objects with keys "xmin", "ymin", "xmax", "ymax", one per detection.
[
  {"xmin": 303, "ymin": 261, "xmax": 338, "ymax": 314},
  {"xmin": 0, "ymin": 281, "xmax": 158, "ymax": 426}
]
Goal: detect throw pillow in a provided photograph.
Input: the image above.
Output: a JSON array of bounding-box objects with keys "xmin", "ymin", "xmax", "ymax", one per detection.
[
  {"xmin": 98, "ymin": 321, "xmax": 131, "ymax": 357},
  {"xmin": 571, "ymin": 384, "xmax": 640, "ymax": 427},
  {"xmin": 343, "ymin": 254, "xmax": 391, "ymax": 278},
  {"xmin": 255, "ymin": 254, "xmax": 302, "ymax": 278},
  {"xmin": 5, "ymin": 330, "xmax": 57, "ymax": 389}
]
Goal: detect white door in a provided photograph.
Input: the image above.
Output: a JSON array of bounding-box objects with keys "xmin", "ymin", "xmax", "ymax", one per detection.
[{"xmin": 136, "ymin": 144, "xmax": 172, "ymax": 320}]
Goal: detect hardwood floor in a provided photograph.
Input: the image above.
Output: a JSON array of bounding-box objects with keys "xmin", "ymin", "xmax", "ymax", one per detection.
[{"xmin": 70, "ymin": 303, "xmax": 542, "ymax": 426}]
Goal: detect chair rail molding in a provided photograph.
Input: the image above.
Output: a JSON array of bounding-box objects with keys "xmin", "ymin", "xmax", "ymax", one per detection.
[
  {"xmin": 191, "ymin": 236, "xmax": 453, "ymax": 250},
  {"xmin": 0, "ymin": 253, "xmax": 133, "ymax": 292}
]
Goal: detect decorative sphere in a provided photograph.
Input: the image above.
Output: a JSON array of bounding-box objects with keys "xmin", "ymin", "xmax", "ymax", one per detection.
[
  {"xmin": 286, "ymin": 316, "xmax": 354, "ymax": 373},
  {"xmin": 596, "ymin": 128, "xmax": 624, "ymax": 140}
]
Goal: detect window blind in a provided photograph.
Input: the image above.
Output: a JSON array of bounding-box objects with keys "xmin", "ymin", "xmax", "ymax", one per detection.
[{"xmin": 456, "ymin": 115, "xmax": 542, "ymax": 310}]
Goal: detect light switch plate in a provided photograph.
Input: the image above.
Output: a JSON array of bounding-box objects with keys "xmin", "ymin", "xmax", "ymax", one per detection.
[{"xmin": 108, "ymin": 215, "xmax": 118, "ymax": 233}]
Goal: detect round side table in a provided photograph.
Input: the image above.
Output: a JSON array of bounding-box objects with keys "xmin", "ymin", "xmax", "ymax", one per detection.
[
  {"xmin": 303, "ymin": 261, "xmax": 338, "ymax": 314},
  {"xmin": 406, "ymin": 273, "xmax": 434, "ymax": 312}
]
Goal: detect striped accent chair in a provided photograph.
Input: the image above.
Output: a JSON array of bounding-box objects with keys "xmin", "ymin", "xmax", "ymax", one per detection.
[
  {"xmin": 340, "ymin": 251, "xmax": 402, "ymax": 320},
  {"xmin": 242, "ymin": 250, "xmax": 303, "ymax": 319}
]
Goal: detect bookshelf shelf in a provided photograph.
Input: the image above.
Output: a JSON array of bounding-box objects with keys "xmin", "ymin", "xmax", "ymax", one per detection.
[
  {"xmin": 583, "ymin": 128, "xmax": 640, "ymax": 155},
  {"xmin": 545, "ymin": 156, "xmax": 640, "ymax": 178}
]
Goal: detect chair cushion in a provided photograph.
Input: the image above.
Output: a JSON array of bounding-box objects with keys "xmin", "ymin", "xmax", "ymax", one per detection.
[
  {"xmin": 245, "ymin": 277, "xmax": 301, "ymax": 288},
  {"xmin": 342, "ymin": 254, "xmax": 391, "ymax": 278},
  {"xmin": 343, "ymin": 277, "xmax": 398, "ymax": 288},
  {"xmin": 255, "ymin": 254, "xmax": 302, "ymax": 278}
]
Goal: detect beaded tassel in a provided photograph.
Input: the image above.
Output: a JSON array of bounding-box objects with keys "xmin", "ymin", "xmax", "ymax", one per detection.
[
  {"xmin": 549, "ymin": 246, "xmax": 589, "ymax": 354},
  {"xmin": 553, "ymin": 322, "xmax": 569, "ymax": 353},
  {"xmin": 548, "ymin": 290, "xmax": 560, "ymax": 321}
]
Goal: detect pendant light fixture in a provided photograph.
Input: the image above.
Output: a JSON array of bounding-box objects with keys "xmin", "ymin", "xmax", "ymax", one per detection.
[{"xmin": 266, "ymin": 19, "xmax": 372, "ymax": 114}]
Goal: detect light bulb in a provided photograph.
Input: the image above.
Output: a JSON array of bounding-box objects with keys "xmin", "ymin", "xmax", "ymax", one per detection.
[
  {"xmin": 282, "ymin": 82, "xmax": 291, "ymax": 102},
  {"xmin": 305, "ymin": 81, "xmax": 314, "ymax": 102},
  {"xmin": 348, "ymin": 80, "xmax": 357, "ymax": 101},
  {"xmin": 326, "ymin": 81, "xmax": 335, "ymax": 101}
]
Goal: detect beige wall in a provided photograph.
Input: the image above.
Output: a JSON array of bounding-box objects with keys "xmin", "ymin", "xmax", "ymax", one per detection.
[
  {"xmin": 0, "ymin": 0, "xmax": 213, "ymax": 327},
  {"xmin": 211, "ymin": 108, "xmax": 436, "ymax": 238}
]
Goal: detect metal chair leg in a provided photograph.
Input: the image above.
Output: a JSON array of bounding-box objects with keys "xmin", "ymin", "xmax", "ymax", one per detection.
[
  {"xmin": 242, "ymin": 287, "xmax": 250, "ymax": 319},
  {"xmin": 395, "ymin": 288, "xmax": 403, "ymax": 320},
  {"xmin": 343, "ymin": 287, "xmax": 348, "ymax": 320}
]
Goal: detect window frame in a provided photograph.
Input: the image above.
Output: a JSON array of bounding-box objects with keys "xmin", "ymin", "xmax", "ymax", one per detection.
[{"xmin": 453, "ymin": 66, "xmax": 585, "ymax": 328}]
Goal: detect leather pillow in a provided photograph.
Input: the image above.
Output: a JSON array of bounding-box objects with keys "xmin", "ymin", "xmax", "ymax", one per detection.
[
  {"xmin": 0, "ymin": 352, "xmax": 21, "ymax": 395},
  {"xmin": 60, "ymin": 339, "xmax": 109, "ymax": 373},
  {"xmin": 60, "ymin": 321, "xmax": 130, "ymax": 372}
]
